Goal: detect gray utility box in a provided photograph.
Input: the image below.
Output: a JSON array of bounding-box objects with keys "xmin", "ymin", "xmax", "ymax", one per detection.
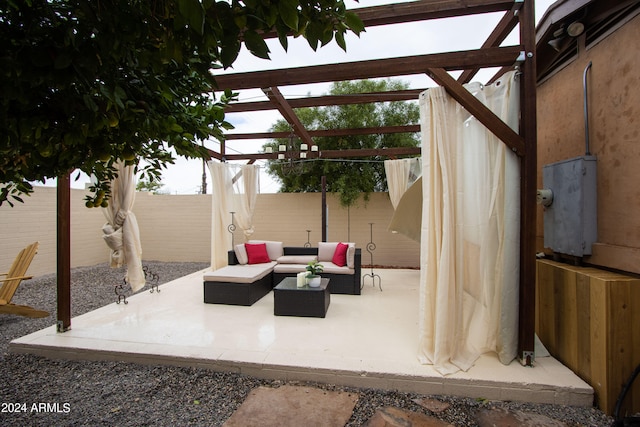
[{"xmin": 543, "ymin": 156, "xmax": 597, "ymax": 257}]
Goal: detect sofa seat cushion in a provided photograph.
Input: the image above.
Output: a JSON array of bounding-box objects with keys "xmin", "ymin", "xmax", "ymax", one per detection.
[
  {"xmin": 318, "ymin": 261, "xmax": 355, "ymax": 275},
  {"xmin": 203, "ymin": 262, "xmax": 276, "ymax": 284},
  {"xmin": 273, "ymin": 263, "xmax": 308, "ymax": 274},
  {"xmin": 276, "ymin": 255, "xmax": 317, "ymax": 264}
]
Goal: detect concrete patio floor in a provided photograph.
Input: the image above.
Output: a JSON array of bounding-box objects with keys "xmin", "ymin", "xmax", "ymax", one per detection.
[{"xmin": 10, "ymin": 268, "xmax": 593, "ymax": 407}]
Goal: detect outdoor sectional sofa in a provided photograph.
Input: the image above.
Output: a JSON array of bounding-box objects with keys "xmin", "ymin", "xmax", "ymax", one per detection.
[{"xmin": 203, "ymin": 240, "xmax": 361, "ymax": 306}]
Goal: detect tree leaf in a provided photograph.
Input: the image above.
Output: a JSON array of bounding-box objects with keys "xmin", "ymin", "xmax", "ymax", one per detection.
[
  {"xmin": 335, "ymin": 30, "xmax": 346, "ymax": 52},
  {"xmin": 345, "ymin": 11, "xmax": 365, "ymax": 35},
  {"xmin": 278, "ymin": 0, "xmax": 299, "ymax": 31},
  {"xmin": 243, "ymin": 30, "xmax": 270, "ymax": 59},
  {"xmin": 178, "ymin": 0, "xmax": 205, "ymax": 35}
]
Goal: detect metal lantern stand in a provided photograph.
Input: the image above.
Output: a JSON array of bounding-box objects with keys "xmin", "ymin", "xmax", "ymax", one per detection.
[{"xmin": 362, "ymin": 223, "xmax": 382, "ymax": 291}]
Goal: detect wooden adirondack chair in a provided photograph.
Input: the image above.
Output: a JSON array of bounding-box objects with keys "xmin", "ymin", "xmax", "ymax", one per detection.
[{"xmin": 0, "ymin": 242, "xmax": 49, "ymax": 318}]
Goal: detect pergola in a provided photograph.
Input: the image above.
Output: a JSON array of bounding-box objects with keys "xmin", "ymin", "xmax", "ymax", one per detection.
[{"xmin": 58, "ymin": 0, "xmax": 537, "ymax": 366}]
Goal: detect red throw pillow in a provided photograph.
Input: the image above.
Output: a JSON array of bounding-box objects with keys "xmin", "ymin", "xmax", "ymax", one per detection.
[
  {"xmin": 332, "ymin": 242, "xmax": 349, "ymax": 267},
  {"xmin": 245, "ymin": 243, "xmax": 271, "ymax": 264}
]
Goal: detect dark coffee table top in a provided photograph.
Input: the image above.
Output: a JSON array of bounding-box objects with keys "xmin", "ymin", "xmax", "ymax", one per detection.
[{"xmin": 274, "ymin": 277, "xmax": 329, "ymax": 291}]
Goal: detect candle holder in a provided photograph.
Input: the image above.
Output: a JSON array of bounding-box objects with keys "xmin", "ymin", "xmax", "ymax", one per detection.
[
  {"xmin": 304, "ymin": 230, "xmax": 312, "ymax": 248},
  {"xmin": 362, "ymin": 223, "xmax": 382, "ymax": 291},
  {"xmin": 115, "ymin": 276, "xmax": 128, "ymax": 304},
  {"xmin": 145, "ymin": 265, "xmax": 160, "ymax": 293}
]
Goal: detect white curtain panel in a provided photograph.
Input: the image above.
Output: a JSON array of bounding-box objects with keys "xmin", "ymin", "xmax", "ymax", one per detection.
[
  {"xmin": 101, "ymin": 161, "xmax": 145, "ymax": 292},
  {"xmin": 230, "ymin": 164, "xmax": 259, "ymax": 239},
  {"xmin": 208, "ymin": 161, "xmax": 233, "ymax": 270},
  {"xmin": 384, "ymin": 159, "xmax": 411, "ymax": 209},
  {"xmin": 418, "ymin": 71, "xmax": 520, "ymax": 375},
  {"xmin": 208, "ymin": 162, "xmax": 260, "ymax": 270}
]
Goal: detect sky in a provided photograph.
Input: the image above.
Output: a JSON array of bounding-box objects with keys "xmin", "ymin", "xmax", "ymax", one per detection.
[{"xmin": 42, "ymin": 0, "xmax": 557, "ymax": 195}]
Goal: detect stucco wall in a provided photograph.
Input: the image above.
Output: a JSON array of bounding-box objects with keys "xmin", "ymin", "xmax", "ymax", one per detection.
[
  {"xmin": 0, "ymin": 186, "xmax": 419, "ymax": 278},
  {"xmin": 536, "ymin": 13, "xmax": 640, "ymax": 274}
]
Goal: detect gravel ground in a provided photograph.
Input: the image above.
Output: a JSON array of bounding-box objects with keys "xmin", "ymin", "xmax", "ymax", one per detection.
[{"xmin": 0, "ymin": 262, "xmax": 614, "ymax": 426}]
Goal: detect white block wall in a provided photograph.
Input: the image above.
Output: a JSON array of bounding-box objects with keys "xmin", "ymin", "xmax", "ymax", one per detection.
[{"xmin": 1, "ymin": 186, "xmax": 419, "ymax": 278}]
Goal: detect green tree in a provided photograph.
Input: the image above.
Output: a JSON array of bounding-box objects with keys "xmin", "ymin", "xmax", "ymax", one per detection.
[
  {"xmin": 136, "ymin": 176, "xmax": 166, "ymax": 194},
  {"xmin": 0, "ymin": 0, "xmax": 364, "ymax": 207},
  {"xmin": 264, "ymin": 79, "xmax": 419, "ymax": 207}
]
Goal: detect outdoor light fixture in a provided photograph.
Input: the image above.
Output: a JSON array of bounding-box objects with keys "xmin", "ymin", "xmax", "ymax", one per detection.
[
  {"xmin": 277, "ymin": 129, "xmax": 309, "ymax": 175},
  {"xmin": 265, "ymin": 146, "xmax": 273, "ymax": 153},
  {"xmin": 567, "ymin": 21, "xmax": 584, "ymax": 37}
]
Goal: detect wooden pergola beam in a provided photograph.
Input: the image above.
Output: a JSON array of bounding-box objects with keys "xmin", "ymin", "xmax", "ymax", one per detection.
[
  {"xmin": 258, "ymin": 0, "xmax": 515, "ymax": 40},
  {"xmin": 225, "ymin": 89, "xmax": 425, "ymax": 113},
  {"xmin": 457, "ymin": 4, "xmax": 521, "ymax": 83},
  {"xmin": 222, "ymin": 146, "xmax": 422, "ymax": 162},
  {"xmin": 224, "ymin": 124, "xmax": 421, "ymax": 141},
  {"xmin": 353, "ymin": 0, "xmax": 515, "ymax": 26},
  {"xmin": 426, "ymin": 67, "xmax": 525, "ymax": 156},
  {"xmin": 262, "ymin": 87, "xmax": 314, "ymax": 147},
  {"xmin": 213, "ymin": 46, "xmax": 522, "ymax": 91}
]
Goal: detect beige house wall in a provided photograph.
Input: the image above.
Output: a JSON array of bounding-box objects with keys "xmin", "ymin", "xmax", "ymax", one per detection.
[
  {"xmin": 1, "ymin": 186, "xmax": 419, "ymax": 278},
  {"xmin": 536, "ymin": 13, "xmax": 640, "ymax": 274}
]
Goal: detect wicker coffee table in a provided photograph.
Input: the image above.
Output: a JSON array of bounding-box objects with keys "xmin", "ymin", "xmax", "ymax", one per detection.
[{"xmin": 273, "ymin": 277, "xmax": 330, "ymax": 318}]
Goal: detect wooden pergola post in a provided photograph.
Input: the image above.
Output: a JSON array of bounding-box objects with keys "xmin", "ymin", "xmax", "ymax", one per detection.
[
  {"xmin": 57, "ymin": 173, "xmax": 72, "ymax": 332},
  {"xmin": 517, "ymin": 0, "xmax": 538, "ymax": 366}
]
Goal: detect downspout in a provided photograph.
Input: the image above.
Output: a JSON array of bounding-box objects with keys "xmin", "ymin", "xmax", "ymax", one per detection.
[{"xmin": 583, "ymin": 61, "xmax": 592, "ymax": 156}]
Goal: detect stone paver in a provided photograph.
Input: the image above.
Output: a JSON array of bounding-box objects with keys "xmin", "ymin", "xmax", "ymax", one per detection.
[
  {"xmin": 222, "ymin": 385, "xmax": 358, "ymax": 427},
  {"xmin": 475, "ymin": 407, "xmax": 567, "ymax": 427},
  {"xmin": 363, "ymin": 406, "xmax": 454, "ymax": 427}
]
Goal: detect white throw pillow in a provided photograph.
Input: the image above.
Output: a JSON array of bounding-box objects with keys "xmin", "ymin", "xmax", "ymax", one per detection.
[
  {"xmin": 346, "ymin": 243, "xmax": 356, "ymax": 268},
  {"xmin": 234, "ymin": 244, "xmax": 248, "ymax": 265},
  {"xmin": 318, "ymin": 242, "xmax": 338, "ymax": 262}
]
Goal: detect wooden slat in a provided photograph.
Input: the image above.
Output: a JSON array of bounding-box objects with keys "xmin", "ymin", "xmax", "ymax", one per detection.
[
  {"xmin": 576, "ymin": 272, "xmax": 592, "ymax": 384},
  {"xmin": 589, "ymin": 274, "xmax": 608, "ymax": 411},
  {"xmin": 557, "ymin": 269, "xmax": 578, "ymax": 368}
]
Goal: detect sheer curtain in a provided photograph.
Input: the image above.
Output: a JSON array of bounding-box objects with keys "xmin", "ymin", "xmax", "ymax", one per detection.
[
  {"xmin": 418, "ymin": 71, "xmax": 520, "ymax": 375},
  {"xmin": 384, "ymin": 158, "xmax": 421, "ymax": 209},
  {"xmin": 230, "ymin": 164, "xmax": 259, "ymax": 239},
  {"xmin": 101, "ymin": 161, "xmax": 145, "ymax": 292},
  {"xmin": 208, "ymin": 162, "xmax": 260, "ymax": 270},
  {"xmin": 385, "ymin": 158, "xmax": 422, "ymax": 241}
]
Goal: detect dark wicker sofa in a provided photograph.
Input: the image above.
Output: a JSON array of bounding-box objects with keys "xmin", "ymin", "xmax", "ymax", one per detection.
[{"xmin": 203, "ymin": 245, "xmax": 361, "ymax": 306}]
